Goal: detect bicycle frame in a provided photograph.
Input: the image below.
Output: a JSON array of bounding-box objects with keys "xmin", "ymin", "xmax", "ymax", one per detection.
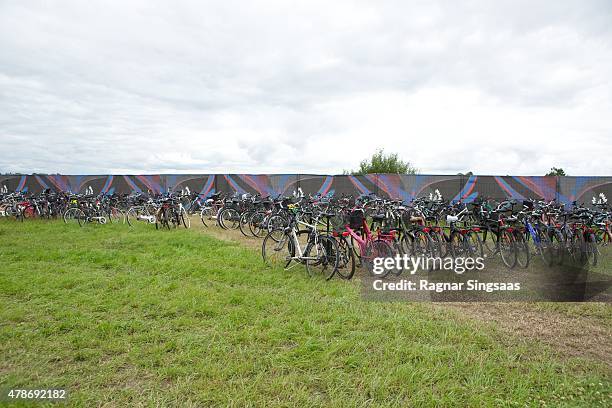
[
  {"xmin": 281, "ymin": 217, "xmax": 323, "ymax": 269},
  {"xmin": 344, "ymin": 219, "xmax": 374, "ymax": 255}
]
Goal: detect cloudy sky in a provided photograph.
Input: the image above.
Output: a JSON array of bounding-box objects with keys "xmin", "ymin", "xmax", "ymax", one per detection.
[{"xmin": 1, "ymin": 0, "xmax": 611, "ymax": 175}]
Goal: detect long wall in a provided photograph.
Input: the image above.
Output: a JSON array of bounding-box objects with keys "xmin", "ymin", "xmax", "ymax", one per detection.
[{"xmin": 1, "ymin": 174, "xmax": 611, "ymax": 205}]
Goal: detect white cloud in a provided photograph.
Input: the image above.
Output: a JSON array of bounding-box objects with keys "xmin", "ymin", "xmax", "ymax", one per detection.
[{"xmin": 0, "ymin": 0, "xmax": 610, "ymax": 175}]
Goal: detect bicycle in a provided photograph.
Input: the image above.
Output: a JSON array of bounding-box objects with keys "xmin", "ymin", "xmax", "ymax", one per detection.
[{"xmin": 262, "ymin": 208, "xmax": 339, "ymax": 279}]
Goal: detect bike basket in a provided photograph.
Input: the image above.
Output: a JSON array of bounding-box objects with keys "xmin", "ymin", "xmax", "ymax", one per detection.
[{"xmin": 349, "ymin": 209, "xmax": 365, "ymax": 230}]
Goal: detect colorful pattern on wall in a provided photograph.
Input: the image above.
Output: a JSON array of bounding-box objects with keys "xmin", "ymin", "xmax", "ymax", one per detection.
[{"xmin": 1, "ymin": 174, "xmax": 611, "ymax": 206}]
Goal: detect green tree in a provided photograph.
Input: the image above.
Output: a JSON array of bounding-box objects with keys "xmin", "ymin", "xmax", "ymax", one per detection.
[
  {"xmin": 545, "ymin": 167, "xmax": 567, "ymax": 176},
  {"xmin": 345, "ymin": 149, "xmax": 418, "ymax": 175}
]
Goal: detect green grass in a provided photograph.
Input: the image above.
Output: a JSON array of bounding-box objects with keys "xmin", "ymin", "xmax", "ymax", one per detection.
[{"xmin": 0, "ymin": 220, "xmax": 610, "ymax": 407}]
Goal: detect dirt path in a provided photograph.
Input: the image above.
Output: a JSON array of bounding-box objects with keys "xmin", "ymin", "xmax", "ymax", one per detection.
[{"xmin": 446, "ymin": 303, "xmax": 611, "ymax": 369}]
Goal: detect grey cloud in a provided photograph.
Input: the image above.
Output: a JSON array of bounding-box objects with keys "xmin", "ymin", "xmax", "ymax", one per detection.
[{"xmin": 0, "ymin": 0, "xmax": 611, "ymax": 175}]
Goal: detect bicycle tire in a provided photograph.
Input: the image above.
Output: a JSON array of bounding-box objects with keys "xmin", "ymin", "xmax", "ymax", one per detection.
[
  {"xmin": 513, "ymin": 230, "xmax": 530, "ymax": 269},
  {"xmin": 262, "ymin": 229, "xmax": 291, "ymax": 268},
  {"xmin": 586, "ymin": 233, "xmax": 598, "ymax": 266},
  {"xmin": 336, "ymin": 235, "xmax": 356, "ymax": 280},
  {"xmin": 499, "ymin": 229, "xmax": 517, "ymax": 268},
  {"xmin": 304, "ymin": 235, "xmax": 339, "ymax": 279},
  {"xmin": 363, "ymin": 239, "xmax": 394, "ymax": 277}
]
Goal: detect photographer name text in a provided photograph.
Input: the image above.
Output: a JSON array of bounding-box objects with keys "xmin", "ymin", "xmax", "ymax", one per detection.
[{"xmin": 372, "ymin": 279, "xmax": 521, "ymax": 293}]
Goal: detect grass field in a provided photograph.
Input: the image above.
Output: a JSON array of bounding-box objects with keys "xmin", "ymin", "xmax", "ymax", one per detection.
[{"xmin": 1, "ymin": 220, "xmax": 611, "ymax": 406}]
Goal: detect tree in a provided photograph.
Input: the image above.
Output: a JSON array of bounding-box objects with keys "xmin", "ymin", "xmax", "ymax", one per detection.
[
  {"xmin": 545, "ymin": 167, "xmax": 567, "ymax": 177},
  {"xmin": 457, "ymin": 171, "xmax": 473, "ymax": 176},
  {"xmin": 345, "ymin": 149, "xmax": 418, "ymax": 175}
]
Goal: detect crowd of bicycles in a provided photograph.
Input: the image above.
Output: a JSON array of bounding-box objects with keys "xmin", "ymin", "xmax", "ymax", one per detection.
[
  {"xmin": 1, "ymin": 185, "xmax": 610, "ymax": 280},
  {"xmin": 218, "ymin": 190, "xmax": 611, "ymax": 280},
  {"xmin": 0, "ymin": 187, "xmax": 195, "ymax": 229}
]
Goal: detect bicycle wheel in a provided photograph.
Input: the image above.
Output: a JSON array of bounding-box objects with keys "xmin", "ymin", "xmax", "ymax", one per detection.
[
  {"xmin": 200, "ymin": 207, "xmax": 211, "ymax": 227},
  {"xmin": 249, "ymin": 212, "xmax": 266, "ymax": 238},
  {"xmin": 536, "ymin": 229, "xmax": 554, "ymax": 266},
  {"xmin": 239, "ymin": 211, "xmax": 253, "ymax": 237},
  {"xmin": 449, "ymin": 231, "xmax": 464, "ymax": 259},
  {"xmin": 125, "ymin": 206, "xmax": 138, "ymax": 227},
  {"xmin": 400, "ymin": 233, "xmax": 413, "ymax": 257},
  {"xmin": 336, "ymin": 235, "xmax": 356, "ymax": 280},
  {"xmin": 155, "ymin": 209, "xmax": 161, "ymax": 230},
  {"xmin": 427, "ymin": 231, "xmax": 442, "ymax": 260},
  {"xmin": 481, "ymin": 228, "xmax": 497, "ymax": 256},
  {"xmin": 76, "ymin": 209, "xmax": 87, "ymax": 227},
  {"xmin": 217, "ymin": 208, "xmax": 232, "ymax": 229},
  {"xmin": 585, "ymin": 233, "xmax": 598, "ymax": 266},
  {"xmin": 433, "ymin": 230, "xmax": 448, "ymax": 258},
  {"xmin": 499, "ymin": 230, "xmax": 517, "ymax": 268},
  {"xmin": 363, "ymin": 239, "xmax": 394, "ymax": 277},
  {"xmin": 465, "ymin": 231, "xmax": 484, "ymax": 259},
  {"xmin": 107, "ymin": 207, "xmax": 125, "ymax": 224},
  {"xmin": 266, "ymin": 214, "xmax": 288, "ymax": 233},
  {"xmin": 600, "ymin": 229, "xmax": 612, "ymax": 246},
  {"xmin": 15, "ymin": 207, "xmax": 24, "ymax": 222},
  {"xmin": 219, "ymin": 208, "xmax": 240, "ymax": 230},
  {"xmin": 165, "ymin": 208, "xmax": 173, "ymax": 229},
  {"xmin": 412, "ymin": 230, "xmax": 433, "ymax": 258},
  {"xmin": 170, "ymin": 210, "xmax": 181, "ymax": 229},
  {"xmin": 156, "ymin": 208, "xmax": 170, "ymax": 230},
  {"xmin": 180, "ymin": 208, "xmax": 191, "ymax": 229},
  {"xmin": 63, "ymin": 207, "xmax": 77, "ymax": 224},
  {"xmin": 570, "ymin": 231, "xmax": 585, "ymax": 264},
  {"xmin": 262, "ymin": 229, "xmax": 291, "ymax": 268},
  {"xmin": 23, "ymin": 207, "xmax": 36, "ymax": 220},
  {"xmin": 63, "ymin": 207, "xmax": 84, "ymax": 226},
  {"xmin": 513, "ymin": 230, "xmax": 530, "ymax": 268},
  {"xmin": 131, "ymin": 206, "xmax": 152, "ymax": 227},
  {"xmin": 305, "ymin": 235, "xmax": 339, "ymax": 279},
  {"xmin": 551, "ymin": 229, "xmax": 565, "ymax": 265}
]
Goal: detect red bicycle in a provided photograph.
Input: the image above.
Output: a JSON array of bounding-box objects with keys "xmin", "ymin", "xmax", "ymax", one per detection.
[{"xmin": 333, "ymin": 207, "xmax": 399, "ymax": 278}]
